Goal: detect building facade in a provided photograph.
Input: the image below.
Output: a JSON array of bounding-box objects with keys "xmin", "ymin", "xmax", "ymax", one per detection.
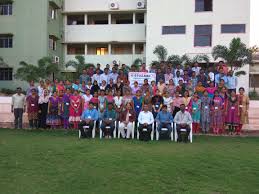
[{"xmin": 0, "ymin": 0, "xmax": 63, "ymax": 89}]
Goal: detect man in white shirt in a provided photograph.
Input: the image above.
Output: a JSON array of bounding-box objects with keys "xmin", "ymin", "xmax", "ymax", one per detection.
[
  {"xmin": 92, "ymin": 69, "xmax": 102, "ymax": 86},
  {"xmin": 108, "ymin": 67, "xmax": 118, "ymax": 84},
  {"xmin": 174, "ymin": 65, "xmax": 184, "ymax": 76},
  {"xmin": 174, "ymin": 71, "xmax": 184, "ymax": 86},
  {"xmin": 192, "ymin": 62, "xmax": 201, "ymax": 76},
  {"xmin": 11, "ymin": 87, "xmax": 26, "ymax": 129},
  {"xmin": 100, "ymin": 68, "xmax": 109, "ymax": 84},
  {"xmin": 227, "ymin": 70, "xmax": 238, "ymax": 93},
  {"xmin": 164, "ymin": 67, "xmax": 174, "ymax": 84},
  {"xmin": 174, "ymin": 104, "xmax": 193, "ymax": 143},
  {"xmin": 138, "ymin": 104, "xmax": 154, "ymax": 141}
]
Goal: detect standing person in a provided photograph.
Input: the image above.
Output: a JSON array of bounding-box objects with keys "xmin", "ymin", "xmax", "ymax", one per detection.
[
  {"xmin": 37, "ymin": 80, "xmax": 45, "ymax": 97},
  {"xmin": 211, "ymin": 90, "xmax": 224, "ymax": 134},
  {"xmin": 238, "ymin": 87, "xmax": 249, "ymax": 134},
  {"xmin": 167, "ymin": 79, "xmax": 175, "ymax": 97},
  {"xmin": 190, "ymin": 71, "xmax": 198, "ymax": 89},
  {"xmin": 206, "ymin": 81, "xmax": 217, "ymax": 99},
  {"xmin": 79, "ymin": 102, "xmax": 99, "ymax": 138},
  {"xmin": 118, "ymin": 102, "xmax": 136, "ymax": 139},
  {"xmin": 100, "ymin": 68, "xmax": 110, "ymax": 85},
  {"xmin": 189, "ymin": 92, "xmax": 201, "ymax": 134},
  {"xmin": 26, "ymin": 80, "xmax": 38, "ymax": 97},
  {"xmin": 131, "ymin": 81, "xmax": 140, "ymax": 95},
  {"xmin": 174, "ymin": 104, "xmax": 193, "ymax": 143},
  {"xmin": 38, "ymin": 89, "xmax": 50, "ymax": 129},
  {"xmin": 46, "ymin": 91, "xmax": 61, "ymax": 129},
  {"xmin": 182, "ymin": 91, "xmax": 191, "ymax": 111},
  {"xmin": 156, "ymin": 68, "xmax": 165, "ymax": 84},
  {"xmin": 61, "ymin": 88, "xmax": 71, "ymax": 130},
  {"xmin": 108, "ymin": 67, "xmax": 119, "ymax": 84},
  {"xmin": 26, "ymin": 88, "xmax": 39, "ymax": 129},
  {"xmin": 98, "ymin": 90, "xmax": 106, "ymax": 120},
  {"xmin": 101, "ymin": 103, "xmax": 117, "ymax": 138},
  {"xmin": 106, "ymin": 79, "xmax": 115, "ymax": 94},
  {"xmin": 225, "ymin": 91, "xmax": 240, "ymax": 135},
  {"xmin": 200, "ymin": 90, "xmax": 211, "ymax": 134},
  {"xmin": 114, "ymin": 77, "xmax": 124, "ymax": 95},
  {"xmin": 79, "ymin": 69, "xmax": 90, "ymax": 84},
  {"xmin": 11, "ymin": 87, "xmax": 26, "ymax": 129},
  {"xmin": 69, "ymin": 90, "xmax": 83, "ymax": 129},
  {"xmin": 164, "ymin": 67, "xmax": 174, "ymax": 84},
  {"xmin": 91, "ymin": 80, "xmax": 100, "ymax": 95},
  {"xmin": 82, "ymin": 89, "xmax": 92, "ymax": 110},
  {"xmin": 151, "ymin": 90, "xmax": 164, "ymax": 119},
  {"xmin": 227, "ymin": 70, "xmax": 238, "ymax": 94},
  {"xmin": 138, "ymin": 104, "xmax": 154, "ymax": 141},
  {"xmin": 174, "ymin": 71, "xmax": 184, "ymax": 86},
  {"xmin": 163, "ymin": 91, "xmax": 173, "ymax": 113},
  {"xmin": 172, "ymin": 91, "xmax": 183, "ymax": 117},
  {"xmin": 92, "ymin": 69, "xmax": 102, "ymax": 86},
  {"xmin": 133, "ymin": 90, "xmax": 144, "ymax": 118}
]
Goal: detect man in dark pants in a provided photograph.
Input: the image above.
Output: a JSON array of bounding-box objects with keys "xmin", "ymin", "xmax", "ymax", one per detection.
[
  {"xmin": 156, "ymin": 105, "xmax": 173, "ymax": 138},
  {"xmin": 138, "ymin": 104, "xmax": 154, "ymax": 141},
  {"xmin": 79, "ymin": 102, "xmax": 98, "ymax": 138},
  {"xmin": 11, "ymin": 87, "xmax": 26, "ymax": 129},
  {"xmin": 101, "ymin": 103, "xmax": 116, "ymax": 138},
  {"xmin": 174, "ymin": 104, "xmax": 193, "ymax": 143}
]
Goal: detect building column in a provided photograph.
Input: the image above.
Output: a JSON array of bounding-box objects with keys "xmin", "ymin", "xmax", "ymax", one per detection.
[
  {"xmin": 108, "ymin": 44, "xmax": 111, "ymax": 55},
  {"xmin": 85, "ymin": 44, "xmax": 88, "ymax": 55},
  {"xmin": 143, "ymin": 43, "xmax": 146, "ymax": 55},
  {"xmin": 144, "ymin": 12, "xmax": 147, "ymax": 24},
  {"xmin": 133, "ymin": 13, "xmax": 136, "ymax": 24},
  {"xmin": 64, "ymin": 15, "xmax": 67, "ymax": 26},
  {"xmin": 108, "ymin": 13, "xmax": 112, "ymax": 24},
  {"xmin": 84, "ymin": 14, "xmax": 88, "ymax": 25},
  {"xmin": 132, "ymin": 43, "xmax": 136, "ymax": 55}
]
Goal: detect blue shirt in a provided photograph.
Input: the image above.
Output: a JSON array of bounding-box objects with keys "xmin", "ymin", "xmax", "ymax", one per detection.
[
  {"xmin": 155, "ymin": 111, "xmax": 174, "ymax": 123},
  {"xmin": 103, "ymin": 109, "xmax": 116, "ymax": 120},
  {"xmin": 227, "ymin": 76, "xmax": 237, "ymax": 89},
  {"xmin": 81, "ymin": 109, "xmax": 99, "ymax": 121},
  {"xmin": 215, "ymin": 73, "xmax": 228, "ymax": 85}
]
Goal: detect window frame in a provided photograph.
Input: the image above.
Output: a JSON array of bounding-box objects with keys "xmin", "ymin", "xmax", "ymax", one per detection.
[
  {"xmin": 221, "ymin": 24, "xmax": 246, "ymax": 34},
  {"xmin": 195, "ymin": 0, "xmax": 213, "ymax": 12},
  {"xmin": 96, "ymin": 47, "xmax": 108, "ymax": 56},
  {"xmin": 162, "ymin": 25, "xmax": 186, "ymax": 35},
  {"xmin": 0, "ymin": 3, "xmax": 13, "ymax": 15},
  {"xmin": 0, "ymin": 68, "xmax": 13, "ymax": 81},
  {"xmin": 0, "ymin": 34, "xmax": 13, "ymax": 48},
  {"xmin": 194, "ymin": 25, "xmax": 212, "ymax": 47}
]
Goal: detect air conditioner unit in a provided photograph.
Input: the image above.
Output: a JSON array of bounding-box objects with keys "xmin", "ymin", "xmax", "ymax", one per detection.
[
  {"xmin": 109, "ymin": 2, "xmax": 119, "ymax": 10},
  {"xmin": 137, "ymin": 1, "xmax": 145, "ymax": 9},
  {"xmin": 53, "ymin": 56, "xmax": 60, "ymax": 64}
]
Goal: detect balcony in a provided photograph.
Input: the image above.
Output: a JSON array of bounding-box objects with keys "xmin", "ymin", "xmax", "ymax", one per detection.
[{"xmin": 64, "ymin": 24, "xmax": 146, "ymax": 43}]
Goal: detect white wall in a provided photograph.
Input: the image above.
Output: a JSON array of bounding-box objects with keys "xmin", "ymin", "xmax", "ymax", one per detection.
[
  {"xmin": 64, "ymin": 0, "xmax": 146, "ymax": 12},
  {"xmin": 64, "ymin": 24, "xmax": 146, "ymax": 43},
  {"xmin": 146, "ymin": 0, "xmax": 251, "ymax": 92},
  {"xmin": 250, "ymin": 0, "xmax": 259, "ymax": 47}
]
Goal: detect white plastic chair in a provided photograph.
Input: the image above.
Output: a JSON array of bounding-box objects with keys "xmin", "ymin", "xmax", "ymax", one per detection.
[
  {"xmin": 118, "ymin": 121, "xmax": 135, "ymax": 139},
  {"xmin": 99, "ymin": 120, "xmax": 117, "ymax": 139},
  {"xmin": 174, "ymin": 122, "xmax": 193, "ymax": 143},
  {"xmin": 137, "ymin": 122, "xmax": 154, "ymax": 140},
  {"xmin": 156, "ymin": 122, "xmax": 174, "ymax": 141},
  {"xmin": 78, "ymin": 121, "xmax": 97, "ymax": 139}
]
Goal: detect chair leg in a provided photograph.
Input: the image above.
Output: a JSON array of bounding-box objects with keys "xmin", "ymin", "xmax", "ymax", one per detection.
[
  {"xmin": 156, "ymin": 130, "xmax": 159, "ymax": 141},
  {"xmin": 100, "ymin": 129, "xmax": 102, "ymax": 139},
  {"xmin": 79, "ymin": 130, "xmax": 81, "ymax": 139}
]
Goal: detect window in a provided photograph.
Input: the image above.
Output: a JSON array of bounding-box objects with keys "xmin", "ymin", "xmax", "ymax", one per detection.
[
  {"xmin": 0, "ymin": 3, "xmax": 12, "ymax": 15},
  {"xmin": 67, "ymin": 15, "xmax": 85, "ymax": 25},
  {"xmin": 0, "ymin": 68, "xmax": 13, "ymax": 80},
  {"xmin": 49, "ymin": 36, "xmax": 57, "ymax": 51},
  {"xmin": 96, "ymin": 48, "xmax": 108, "ymax": 55},
  {"xmin": 195, "ymin": 0, "xmax": 213, "ymax": 12},
  {"xmin": 111, "ymin": 44, "xmax": 132, "ymax": 55},
  {"xmin": 162, "ymin": 26, "xmax": 186, "ymax": 35},
  {"xmin": 88, "ymin": 14, "xmax": 108, "ymax": 25},
  {"xmin": 136, "ymin": 13, "xmax": 144, "ymax": 24},
  {"xmin": 49, "ymin": 7, "xmax": 57, "ymax": 19},
  {"xmin": 111, "ymin": 14, "xmax": 133, "ymax": 24},
  {"xmin": 67, "ymin": 44, "xmax": 85, "ymax": 55},
  {"xmin": 221, "ymin": 24, "xmax": 246, "ymax": 33},
  {"xmin": 135, "ymin": 44, "xmax": 144, "ymax": 54},
  {"xmin": 194, "ymin": 25, "xmax": 212, "ymax": 47},
  {"xmin": 0, "ymin": 34, "xmax": 13, "ymax": 48}
]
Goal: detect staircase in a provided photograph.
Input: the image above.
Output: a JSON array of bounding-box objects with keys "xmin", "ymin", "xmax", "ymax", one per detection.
[{"xmin": 243, "ymin": 101, "xmax": 259, "ymax": 133}]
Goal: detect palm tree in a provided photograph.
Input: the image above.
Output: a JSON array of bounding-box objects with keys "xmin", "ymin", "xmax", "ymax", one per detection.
[
  {"xmin": 15, "ymin": 61, "xmax": 40, "ymax": 82},
  {"xmin": 37, "ymin": 57, "xmax": 60, "ymax": 80},
  {"xmin": 212, "ymin": 38, "xmax": 252, "ymax": 72},
  {"xmin": 65, "ymin": 55, "xmax": 95, "ymax": 77}
]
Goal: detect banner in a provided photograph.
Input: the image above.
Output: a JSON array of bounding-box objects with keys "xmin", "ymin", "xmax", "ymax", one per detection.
[{"xmin": 128, "ymin": 72, "xmax": 156, "ymax": 87}]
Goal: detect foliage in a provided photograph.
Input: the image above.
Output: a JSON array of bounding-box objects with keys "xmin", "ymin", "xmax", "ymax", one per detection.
[
  {"xmin": 1, "ymin": 88, "xmax": 18, "ymax": 95},
  {"xmin": 212, "ymin": 38, "xmax": 252, "ymax": 70},
  {"xmin": 235, "ymin": 70, "xmax": 246, "ymax": 77},
  {"xmin": 249, "ymin": 90, "xmax": 259, "ymax": 100},
  {"xmin": 153, "ymin": 45, "xmax": 168, "ymax": 62},
  {"xmin": 1, "ymin": 129, "xmax": 259, "ymax": 194}
]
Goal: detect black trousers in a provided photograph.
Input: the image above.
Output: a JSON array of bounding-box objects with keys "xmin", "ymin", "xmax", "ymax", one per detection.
[
  {"xmin": 176, "ymin": 124, "xmax": 190, "ymax": 142},
  {"xmin": 138, "ymin": 124, "xmax": 152, "ymax": 141},
  {"xmin": 38, "ymin": 103, "xmax": 48, "ymax": 129},
  {"xmin": 101, "ymin": 121, "xmax": 115, "ymax": 137},
  {"xmin": 79, "ymin": 121, "xmax": 94, "ymax": 138},
  {"xmin": 14, "ymin": 108, "xmax": 23, "ymax": 129}
]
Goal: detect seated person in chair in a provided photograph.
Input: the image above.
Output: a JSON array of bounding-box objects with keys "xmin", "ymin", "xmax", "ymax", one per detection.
[
  {"xmin": 138, "ymin": 104, "xmax": 154, "ymax": 141},
  {"xmin": 118, "ymin": 102, "xmax": 136, "ymax": 139},
  {"xmin": 101, "ymin": 103, "xmax": 116, "ymax": 138},
  {"xmin": 79, "ymin": 102, "xmax": 98, "ymax": 138},
  {"xmin": 174, "ymin": 104, "xmax": 193, "ymax": 142},
  {"xmin": 155, "ymin": 105, "xmax": 173, "ymax": 137}
]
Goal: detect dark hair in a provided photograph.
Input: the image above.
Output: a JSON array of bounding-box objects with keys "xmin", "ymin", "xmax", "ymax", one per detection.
[
  {"xmin": 162, "ymin": 105, "xmax": 167, "ymax": 109},
  {"xmin": 16, "ymin": 87, "xmax": 22, "ymax": 90},
  {"xmin": 239, "ymin": 87, "xmax": 245, "ymax": 91}
]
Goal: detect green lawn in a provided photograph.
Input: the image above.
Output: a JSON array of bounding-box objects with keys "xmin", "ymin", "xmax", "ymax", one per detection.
[{"xmin": 0, "ymin": 129, "xmax": 259, "ymax": 194}]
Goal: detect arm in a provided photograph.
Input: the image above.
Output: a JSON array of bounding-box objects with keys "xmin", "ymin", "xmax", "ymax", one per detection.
[
  {"xmin": 186, "ymin": 112, "xmax": 193, "ymax": 125},
  {"xmin": 11, "ymin": 95, "xmax": 14, "ymax": 112},
  {"xmin": 138, "ymin": 112, "xmax": 143, "ymax": 124},
  {"xmin": 149, "ymin": 112, "xmax": 154, "ymax": 125},
  {"xmin": 174, "ymin": 113, "xmax": 180, "ymax": 125}
]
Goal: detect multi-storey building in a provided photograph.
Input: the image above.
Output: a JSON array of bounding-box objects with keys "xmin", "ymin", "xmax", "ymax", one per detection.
[{"xmin": 0, "ymin": 0, "xmax": 63, "ymax": 89}]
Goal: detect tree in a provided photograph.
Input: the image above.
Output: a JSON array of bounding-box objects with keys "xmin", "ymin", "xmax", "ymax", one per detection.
[
  {"xmin": 212, "ymin": 38, "xmax": 252, "ymax": 72},
  {"xmin": 37, "ymin": 57, "xmax": 60, "ymax": 80},
  {"xmin": 66, "ymin": 55, "xmax": 94, "ymax": 77}
]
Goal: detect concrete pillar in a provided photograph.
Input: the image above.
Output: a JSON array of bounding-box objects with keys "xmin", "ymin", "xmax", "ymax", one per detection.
[
  {"xmin": 132, "ymin": 43, "xmax": 136, "ymax": 55},
  {"xmin": 108, "ymin": 13, "xmax": 112, "ymax": 24},
  {"xmin": 133, "ymin": 13, "xmax": 136, "ymax": 24},
  {"xmin": 85, "ymin": 44, "xmax": 88, "ymax": 55},
  {"xmin": 108, "ymin": 44, "xmax": 111, "ymax": 55},
  {"xmin": 84, "ymin": 14, "xmax": 88, "ymax": 25}
]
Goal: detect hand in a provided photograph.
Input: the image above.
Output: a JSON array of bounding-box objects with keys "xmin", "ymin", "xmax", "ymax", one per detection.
[
  {"xmin": 11, "ymin": 109, "xmax": 13, "ymax": 113},
  {"xmin": 144, "ymin": 123, "xmax": 148, "ymax": 126}
]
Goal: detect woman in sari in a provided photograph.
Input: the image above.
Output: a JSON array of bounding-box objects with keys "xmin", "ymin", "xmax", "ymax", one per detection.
[
  {"xmin": 26, "ymin": 88, "xmax": 39, "ymax": 129},
  {"xmin": 200, "ymin": 90, "xmax": 212, "ymax": 133},
  {"xmin": 189, "ymin": 92, "xmax": 201, "ymax": 133},
  {"xmin": 133, "ymin": 90, "xmax": 144, "ymax": 118},
  {"xmin": 238, "ymin": 87, "xmax": 249, "ymax": 134},
  {"xmin": 38, "ymin": 89, "xmax": 49, "ymax": 129},
  {"xmin": 82, "ymin": 89, "xmax": 92, "ymax": 110},
  {"xmin": 46, "ymin": 91, "xmax": 61, "ymax": 129},
  {"xmin": 206, "ymin": 81, "xmax": 217, "ymax": 99},
  {"xmin": 211, "ymin": 90, "xmax": 224, "ymax": 134},
  {"xmin": 167, "ymin": 79, "xmax": 175, "ymax": 97},
  {"xmin": 69, "ymin": 90, "xmax": 83, "ymax": 129},
  {"xmin": 183, "ymin": 91, "xmax": 191, "ymax": 111},
  {"xmin": 61, "ymin": 88, "xmax": 71, "ymax": 130}
]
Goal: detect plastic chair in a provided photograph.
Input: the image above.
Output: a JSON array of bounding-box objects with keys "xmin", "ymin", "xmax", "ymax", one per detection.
[
  {"xmin": 78, "ymin": 121, "xmax": 96, "ymax": 139},
  {"xmin": 137, "ymin": 122, "xmax": 154, "ymax": 140},
  {"xmin": 99, "ymin": 120, "xmax": 117, "ymax": 139},
  {"xmin": 156, "ymin": 122, "xmax": 174, "ymax": 141},
  {"xmin": 118, "ymin": 121, "xmax": 135, "ymax": 139},
  {"xmin": 174, "ymin": 122, "xmax": 193, "ymax": 143}
]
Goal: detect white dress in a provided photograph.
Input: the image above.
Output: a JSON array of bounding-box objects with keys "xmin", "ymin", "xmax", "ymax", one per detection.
[{"xmin": 163, "ymin": 97, "xmax": 173, "ymax": 113}]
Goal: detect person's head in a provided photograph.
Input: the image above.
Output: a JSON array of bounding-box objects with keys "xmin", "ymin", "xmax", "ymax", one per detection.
[
  {"xmin": 176, "ymin": 64, "xmax": 181, "ymax": 69},
  {"xmin": 59, "ymin": 90, "xmax": 64, "ymax": 96},
  {"xmin": 219, "ymin": 67, "xmax": 224, "ymax": 74},
  {"xmin": 59, "ymin": 80, "xmax": 64, "ymax": 85},
  {"xmin": 125, "ymin": 89, "xmax": 130, "ymax": 96},
  {"xmin": 74, "ymin": 90, "xmax": 78, "ymax": 95},
  {"xmin": 82, "ymin": 81, "xmax": 86, "ymax": 86},
  {"xmin": 93, "ymin": 80, "xmax": 98, "ymax": 86},
  {"xmin": 209, "ymin": 81, "xmax": 214, "ymax": 87},
  {"xmin": 193, "ymin": 92, "xmax": 198, "ymax": 98},
  {"xmin": 169, "ymin": 79, "xmax": 174, "ymax": 86},
  {"xmin": 108, "ymin": 103, "xmax": 113, "ymax": 110},
  {"xmin": 117, "ymin": 77, "xmax": 121, "ymax": 83},
  {"xmin": 180, "ymin": 104, "xmax": 186, "ymax": 112},
  {"xmin": 66, "ymin": 88, "xmax": 70, "ymax": 94},
  {"xmin": 239, "ymin": 87, "xmax": 245, "ymax": 95},
  {"xmin": 112, "ymin": 67, "xmax": 116, "ymax": 73},
  {"xmin": 96, "ymin": 68, "xmax": 100, "ymax": 74},
  {"xmin": 46, "ymin": 79, "xmax": 50, "ymax": 85},
  {"xmin": 30, "ymin": 80, "xmax": 34, "ymax": 86},
  {"xmin": 144, "ymin": 79, "xmax": 148, "ymax": 85},
  {"xmin": 214, "ymin": 90, "xmax": 219, "ymax": 97},
  {"xmin": 200, "ymin": 69, "xmax": 205, "ymax": 75},
  {"xmin": 164, "ymin": 91, "xmax": 169, "ymax": 97},
  {"xmin": 40, "ymin": 80, "xmax": 44, "ymax": 86},
  {"xmin": 108, "ymin": 89, "xmax": 113, "ymax": 96},
  {"xmin": 93, "ymin": 91, "xmax": 98, "ymax": 97},
  {"xmin": 106, "ymin": 64, "xmax": 110, "ymax": 69},
  {"xmin": 101, "ymin": 80, "xmax": 106, "ymax": 86},
  {"xmin": 191, "ymin": 71, "xmax": 196, "ymax": 77},
  {"xmin": 219, "ymin": 79, "xmax": 225, "ymax": 85},
  {"xmin": 208, "ymin": 66, "xmax": 213, "ymax": 72},
  {"xmin": 100, "ymin": 89, "xmax": 105, "ymax": 96},
  {"xmin": 97, "ymin": 63, "xmax": 101, "ymax": 69},
  {"xmin": 136, "ymin": 90, "xmax": 141, "ymax": 97},
  {"xmin": 109, "ymin": 79, "xmax": 113, "ymax": 84},
  {"xmin": 219, "ymin": 61, "xmax": 224, "ymax": 66},
  {"xmin": 156, "ymin": 89, "xmax": 160, "ymax": 96},
  {"xmin": 53, "ymin": 91, "xmax": 57, "ymax": 97},
  {"xmin": 86, "ymin": 89, "xmax": 90, "ymax": 95},
  {"xmin": 54, "ymin": 79, "xmax": 59, "ymax": 84},
  {"xmin": 175, "ymin": 91, "xmax": 180, "ymax": 97},
  {"xmin": 116, "ymin": 89, "xmax": 121, "ymax": 96},
  {"xmin": 197, "ymin": 81, "xmax": 202, "ymax": 87},
  {"xmin": 145, "ymin": 90, "xmax": 150, "ymax": 97},
  {"xmin": 184, "ymin": 91, "xmax": 189, "ymax": 97},
  {"xmin": 83, "ymin": 69, "xmax": 87, "ymax": 75},
  {"xmin": 151, "ymin": 80, "xmax": 156, "ymax": 86},
  {"xmin": 203, "ymin": 90, "xmax": 208, "ymax": 97},
  {"xmin": 89, "ymin": 102, "xmax": 94, "ymax": 110},
  {"xmin": 230, "ymin": 90, "xmax": 236, "ymax": 97},
  {"xmin": 166, "ymin": 67, "xmax": 171, "ymax": 74},
  {"xmin": 194, "ymin": 62, "xmax": 199, "ymax": 67},
  {"xmin": 159, "ymin": 78, "xmax": 164, "ymax": 84},
  {"xmin": 176, "ymin": 70, "xmax": 180, "ymax": 77},
  {"xmin": 162, "ymin": 105, "xmax": 167, "ymax": 112},
  {"xmin": 179, "ymin": 80, "xmax": 184, "ymax": 86},
  {"xmin": 126, "ymin": 102, "xmax": 132, "ymax": 110},
  {"xmin": 31, "ymin": 88, "xmax": 37, "ymax": 95},
  {"xmin": 143, "ymin": 104, "xmax": 149, "ymax": 112},
  {"xmin": 43, "ymin": 89, "xmax": 48, "ymax": 96},
  {"xmin": 157, "ymin": 68, "xmax": 162, "ymax": 74},
  {"xmin": 183, "ymin": 70, "xmax": 188, "ymax": 76},
  {"xmin": 134, "ymin": 81, "xmax": 138, "ymax": 87},
  {"xmin": 87, "ymin": 80, "xmax": 92, "ymax": 86},
  {"xmin": 75, "ymin": 79, "xmax": 80, "ymax": 84},
  {"xmin": 16, "ymin": 87, "xmax": 22, "ymax": 94},
  {"xmin": 104, "ymin": 68, "xmax": 109, "ymax": 74}
]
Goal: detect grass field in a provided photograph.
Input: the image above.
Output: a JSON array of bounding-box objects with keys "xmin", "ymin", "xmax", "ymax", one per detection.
[{"xmin": 0, "ymin": 129, "xmax": 259, "ymax": 194}]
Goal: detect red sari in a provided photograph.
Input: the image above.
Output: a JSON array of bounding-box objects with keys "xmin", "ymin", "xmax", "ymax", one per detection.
[{"xmin": 69, "ymin": 95, "xmax": 82, "ymax": 122}]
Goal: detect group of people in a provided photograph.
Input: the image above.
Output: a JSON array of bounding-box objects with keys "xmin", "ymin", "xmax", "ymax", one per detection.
[{"xmin": 11, "ymin": 61, "xmax": 250, "ymax": 142}]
